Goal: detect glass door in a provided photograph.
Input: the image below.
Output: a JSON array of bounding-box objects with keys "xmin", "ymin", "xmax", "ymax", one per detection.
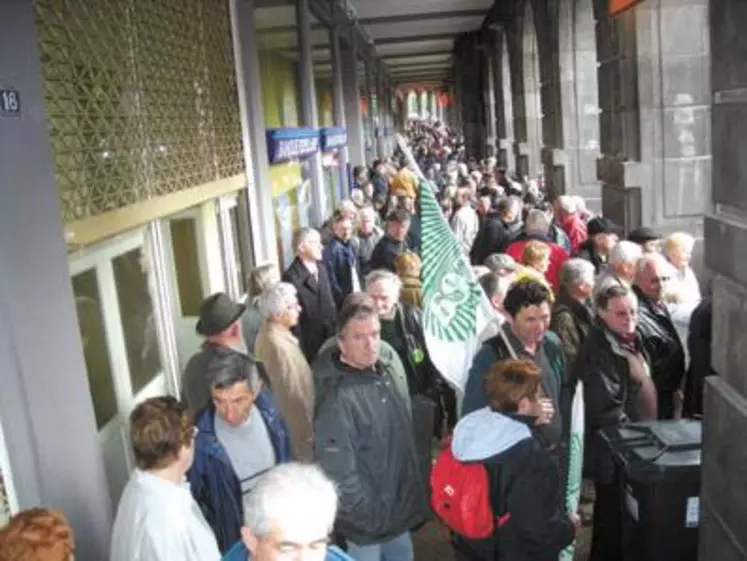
[
  {"xmin": 69, "ymin": 229, "xmax": 174, "ymax": 508},
  {"xmin": 0, "ymin": 418, "xmax": 17, "ymax": 527},
  {"xmin": 216, "ymin": 195, "xmax": 247, "ymax": 302}
]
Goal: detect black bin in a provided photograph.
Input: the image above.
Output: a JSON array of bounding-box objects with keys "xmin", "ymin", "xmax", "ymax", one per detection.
[{"xmin": 601, "ymin": 420, "xmax": 702, "ymax": 561}]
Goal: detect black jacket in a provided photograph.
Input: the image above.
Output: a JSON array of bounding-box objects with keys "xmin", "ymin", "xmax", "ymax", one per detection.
[
  {"xmin": 313, "ymin": 354, "xmax": 430, "ymax": 545},
  {"xmin": 575, "ymin": 239, "xmax": 606, "ymax": 275},
  {"xmin": 470, "ymin": 212, "xmax": 504, "ymax": 265},
  {"xmin": 683, "ymin": 298, "xmax": 715, "ymax": 417},
  {"xmin": 282, "ymin": 258, "xmax": 337, "ymax": 362},
  {"xmin": 550, "ymin": 290, "xmax": 594, "ymax": 372},
  {"xmin": 573, "ymin": 318, "xmax": 652, "ymax": 482},
  {"xmin": 368, "ymin": 235, "xmax": 409, "ymax": 272},
  {"xmin": 633, "ymin": 286, "xmax": 686, "ymax": 395},
  {"xmin": 452, "ymin": 410, "xmax": 575, "ymax": 561},
  {"xmin": 383, "ymin": 303, "xmax": 437, "ymax": 398}
]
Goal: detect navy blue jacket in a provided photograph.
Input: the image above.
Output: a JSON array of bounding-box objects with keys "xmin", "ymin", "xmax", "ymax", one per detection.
[
  {"xmin": 188, "ymin": 391, "xmax": 293, "ymax": 553},
  {"xmin": 323, "ymin": 236, "xmax": 358, "ymax": 310}
]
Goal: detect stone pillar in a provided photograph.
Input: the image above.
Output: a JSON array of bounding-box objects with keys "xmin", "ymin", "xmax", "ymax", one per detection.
[
  {"xmin": 701, "ymin": 1, "xmax": 747, "ymax": 559},
  {"xmin": 595, "ymin": 0, "xmax": 710, "ymax": 237},
  {"xmin": 484, "ymin": 47, "xmax": 498, "ymax": 157},
  {"xmin": 0, "ymin": 1, "xmax": 112, "ymax": 557},
  {"xmin": 552, "ymin": 0, "xmax": 602, "ymax": 209},
  {"xmin": 455, "ymin": 32, "xmax": 485, "ymax": 160},
  {"xmin": 494, "ymin": 30, "xmax": 516, "ymax": 172},
  {"xmin": 340, "ymin": 37, "xmax": 365, "ymax": 168},
  {"xmin": 330, "ymin": 26, "xmax": 349, "ymax": 196},
  {"xmin": 231, "ymin": 0, "xmax": 279, "ymax": 265},
  {"xmin": 297, "ymin": 0, "xmax": 325, "ymax": 226}
]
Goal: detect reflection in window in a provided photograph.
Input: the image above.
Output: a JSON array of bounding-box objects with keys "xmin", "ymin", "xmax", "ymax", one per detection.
[
  {"xmin": 170, "ymin": 218, "xmax": 204, "ymax": 317},
  {"xmin": 72, "ymin": 269, "xmax": 118, "ymax": 429},
  {"xmin": 229, "ymin": 206, "xmax": 247, "ymax": 295},
  {"xmin": 112, "ymin": 248, "xmax": 163, "ymax": 394}
]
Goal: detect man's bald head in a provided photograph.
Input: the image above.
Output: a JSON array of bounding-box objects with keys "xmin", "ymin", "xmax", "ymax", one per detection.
[{"xmin": 635, "ymin": 253, "xmax": 673, "ymax": 302}]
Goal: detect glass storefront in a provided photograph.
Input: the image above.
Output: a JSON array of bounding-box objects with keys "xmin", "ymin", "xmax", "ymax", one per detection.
[{"xmin": 255, "ymin": 0, "xmax": 310, "ymax": 268}]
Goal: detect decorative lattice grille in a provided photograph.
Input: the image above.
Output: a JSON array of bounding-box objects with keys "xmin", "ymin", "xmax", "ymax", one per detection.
[{"xmin": 35, "ymin": 0, "xmax": 245, "ymax": 222}]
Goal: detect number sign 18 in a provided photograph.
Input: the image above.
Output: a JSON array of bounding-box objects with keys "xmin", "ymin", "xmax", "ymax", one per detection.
[{"xmin": 0, "ymin": 89, "xmax": 21, "ymax": 116}]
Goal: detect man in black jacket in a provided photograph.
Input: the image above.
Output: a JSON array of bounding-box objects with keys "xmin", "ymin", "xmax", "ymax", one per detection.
[
  {"xmin": 313, "ymin": 293, "xmax": 430, "ymax": 560},
  {"xmin": 573, "ymin": 284, "xmax": 657, "ymax": 561},
  {"xmin": 683, "ymin": 297, "xmax": 714, "ymax": 418},
  {"xmin": 470, "ymin": 196, "xmax": 524, "ymax": 265},
  {"xmin": 452, "ymin": 359, "xmax": 579, "ymax": 561},
  {"xmin": 368, "ymin": 209, "xmax": 411, "ymax": 273},
  {"xmin": 575, "ymin": 217, "xmax": 620, "ymax": 275},
  {"xmin": 632, "ymin": 253, "xmax": 686, "ymax": 419},
  {"xmin": 282, "ymin": 228, "xmax": 337, "ymax": 362}
]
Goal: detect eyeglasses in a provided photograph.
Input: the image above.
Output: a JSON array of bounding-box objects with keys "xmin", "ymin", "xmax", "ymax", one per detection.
[{"xmin": 651, "ymin": 276, "xmax": 671, "ymax": 284}]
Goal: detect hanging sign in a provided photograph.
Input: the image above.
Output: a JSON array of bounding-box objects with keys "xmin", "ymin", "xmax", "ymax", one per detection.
[
  {"xmin": 320, "ymin": 127, "xmax": 348, "ymax": 152},
  {"xmin": 609, "ymin": 0, "xmax": 642, "ymax": 15},
  {"xmin": 266, "ymin": 128, "xmax": 320, "ymax": 164}
]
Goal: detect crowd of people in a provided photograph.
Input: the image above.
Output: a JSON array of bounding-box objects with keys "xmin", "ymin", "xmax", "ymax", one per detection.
[{"xmin": 0, "ymin": 120, "xmax": 714, "ymax": 561}]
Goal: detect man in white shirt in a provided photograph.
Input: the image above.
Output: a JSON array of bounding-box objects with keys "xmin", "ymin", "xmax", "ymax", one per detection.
[{"xmin": 110, "ymin": 396, "xmax": 220, "ymax": 561}]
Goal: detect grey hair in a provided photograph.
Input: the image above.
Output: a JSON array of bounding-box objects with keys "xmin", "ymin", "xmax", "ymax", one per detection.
[
  {"xmin": 359, "ymin": 205, "xmax": 377, "ymax": 221},
  {"xmin": 207, "ymin": 351, "xmax": 263, "ymax": 393},
  {"xmin": 337, "ymin": 199, "xmax": 358, "ymax": 215},
  {"xmin": 293, "ymin": 227, "xmax": 319, "ymax": 253},
  {"xmin": 525, "ymin": 209, "xmax": 550, "ymax": 235},
  {"xmin": 244, "ymin": 463, "xmax": 338, "ymax": 538},
  {"xmin": 247, "ymin": 263, "xmax": 279, "ymax": 297},
  {"xmin": 557, "ymin": 195, "xmax": 577, "ymax": 214},
  {"xmin": 635, "ymin": 252, "xmax": 672, "ymax": 275},
  {"xmin": 594, "ymin": 283, "xmax": 637, "ymax": 312},
  {"xmin": 609, "ymin": 241, "xmax": 644, "ymax": 267},
  {"xmin": 560, "ymin": 258, "xmax": 596, "ymax": 290},
  {"xmin": 365, "ymin": 269, "xmax": 403, "ymax": 293},
  {"xmin": 257, "ymin": 282, "xmax": 297, "ymax": 320}
]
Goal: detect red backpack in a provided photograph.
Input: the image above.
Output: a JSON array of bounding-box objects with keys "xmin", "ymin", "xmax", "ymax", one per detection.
[{"xmin": 430, "ymin": 440, "xmax": 511, "ymax": 539}]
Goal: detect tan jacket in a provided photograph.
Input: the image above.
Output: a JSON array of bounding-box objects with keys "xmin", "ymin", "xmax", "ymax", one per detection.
[{"xmin": 255, "ymin": 321, "xmax": 314, "ymax": 462}]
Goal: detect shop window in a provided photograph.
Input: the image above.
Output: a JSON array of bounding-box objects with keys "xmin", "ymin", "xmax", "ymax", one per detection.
[
  {"xmin": 72, "ymin": 269, "xmax": 118, "ymax": 429},
  {"xmin": 112, "ymin": 248, "xmax": 163, "ymax": 394},
  {"xmin": 169, "ymin": 218, "xmax": 205, "ymax": 316}
]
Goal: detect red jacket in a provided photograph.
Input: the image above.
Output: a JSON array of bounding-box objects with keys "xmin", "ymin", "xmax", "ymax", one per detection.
[
  {"xmin": 560, "ymin": 214, "xmax": 588, "ymax": 253},
  {"xmin": 506, "ymin": 236, "xmax": 569, "ymax": 293}
]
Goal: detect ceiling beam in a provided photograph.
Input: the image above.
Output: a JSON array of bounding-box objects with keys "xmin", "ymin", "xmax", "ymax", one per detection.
[
  {"xmin": 374, "ymin": 33, "xmax": 458, "ymax": 46},
  {"xmin": 388, "ymin": 62, "xmax": 452, "ymax": 71},
  {"xmin": 381, "ymin": 50, "xmax": 453, "ymax": 61},
  {"xmin": 358, "ymin": 9, "xmax": 487, "ymax": 26}
]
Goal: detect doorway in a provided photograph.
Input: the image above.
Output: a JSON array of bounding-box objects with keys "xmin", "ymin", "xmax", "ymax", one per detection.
[{"xmin": 69, "ymin": 228, "xmax": 174, "ymax": 507}]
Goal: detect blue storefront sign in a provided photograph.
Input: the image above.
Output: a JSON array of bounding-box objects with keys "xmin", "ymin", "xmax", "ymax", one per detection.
[
  {"xmin": 320, "ymin": 127, "xmax": 348, "ymax": 152},
  {"xmin": 266, "ymin": 127, "xmax": 320, "ymax": 164}
]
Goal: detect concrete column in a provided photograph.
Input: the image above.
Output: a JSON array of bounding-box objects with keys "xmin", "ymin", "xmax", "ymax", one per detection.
[
  {"xmin": 595, "ymin": 0, "xmax": 710, "ymax": 238},
  {"xmin": 549, "ymin": 0, "xmax": 601, "ymax": 209},
  {"xmin": 484, "ymin": 49, "xmax": 498, "ymax": 157},
  {"xmin": 0, "ymin": 1, "xmax": 112, "ymax": 557},
  {"xmin": 330, "ymin": 26, "xmax": 349, "ymax": 197},
  {"xmin": 297, "ymin": 0, "xmax": 325, "ymax": 226},
  {"xmin": 340, "ymin": 38, "xmax": 365, "ymax": 168},
  {"xmin": 701, "ymin": 1, "xmax": 747, "ymax": 559},
  {"xmin": 230, "ymin": 0, "xmax": 279, "ymax": 265},
  {"xmin": 376, "ymin": 69, "xmax": 385, "ymax": 158}
]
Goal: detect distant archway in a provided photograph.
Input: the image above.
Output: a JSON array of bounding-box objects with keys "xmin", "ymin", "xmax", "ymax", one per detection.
[{"xmin": 522, "ymin": 0, "xmax": 543, "ymax": 180}]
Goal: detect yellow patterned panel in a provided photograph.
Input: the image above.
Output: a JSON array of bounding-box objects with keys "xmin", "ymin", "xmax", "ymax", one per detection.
[{"xmin": 35, "ymin": 0, "xmax": 244, "ymax": 223}]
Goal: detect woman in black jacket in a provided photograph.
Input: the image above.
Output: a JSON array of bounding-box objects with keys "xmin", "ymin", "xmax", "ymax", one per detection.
[{"xmin": 451, "ymin": 359, "xmax": 579, "ymax": 561}]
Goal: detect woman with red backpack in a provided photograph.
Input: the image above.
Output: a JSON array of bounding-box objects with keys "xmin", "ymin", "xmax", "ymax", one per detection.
[{"xmin": 431, "ymin": 359, "xmax": 580, "ymax": 560}]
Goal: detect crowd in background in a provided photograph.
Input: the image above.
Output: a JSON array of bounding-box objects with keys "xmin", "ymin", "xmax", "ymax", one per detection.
[{"xmin": 0, "ymin": 119, "xmax": 715, "ymax": 561}]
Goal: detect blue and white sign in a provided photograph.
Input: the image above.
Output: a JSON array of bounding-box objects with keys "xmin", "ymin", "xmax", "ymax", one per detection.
[
  {"xmin": 320, "ymin": 127, "xmax": 348, "ymax": 152},
  {"xmin": 266, "ymin": 128, "xmax": 320, "ymax": 164}
]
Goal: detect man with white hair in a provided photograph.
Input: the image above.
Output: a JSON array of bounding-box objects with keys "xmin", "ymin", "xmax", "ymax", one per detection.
[
  {"xmin": 254, "ymin": 283, "xmax": 314, "ymax": 462},
  {"xmin": 352, "ymin": 206, "xmax": 383, "ymax": 276},
  {"xmin": 551, "ymin": 258, "xmax": 596, "ymax": 371},
  {"xmin": 633, "ymin": 253, "xmax": 686, "ymax": 420},
  {"xmin": 477, "ymin": 272, "xmax": 513, "ymax": 346},
  {"xmin": 451, "ymin": 186, "xmax": 480, "ymax": 255},
  {"xmin": 223, "ymin": 463, "xmax": 354, "ymax": 561},
  {"xmin": 554, "ymin": 195, "xmax": 588, "ymax": 253},
  {"xmin": 282, "ymin": 228, "xmax": 337, "ymax": 362},
  {"xmin": 505, "ymin": 208, "xmax": 570, "ymax": 291},
  {"xmin": 595, "ymin": 240, "xmax": 644, "ymax": 293}
]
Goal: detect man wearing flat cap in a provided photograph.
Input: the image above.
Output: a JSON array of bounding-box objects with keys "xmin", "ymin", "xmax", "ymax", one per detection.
[
  {"xmin": 628, "ymin": 226, "xmax": 661, "ymax": 254},
  {"xmin": 182, "ymin": 292, "xmax": 251, "ymax": 412}
]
